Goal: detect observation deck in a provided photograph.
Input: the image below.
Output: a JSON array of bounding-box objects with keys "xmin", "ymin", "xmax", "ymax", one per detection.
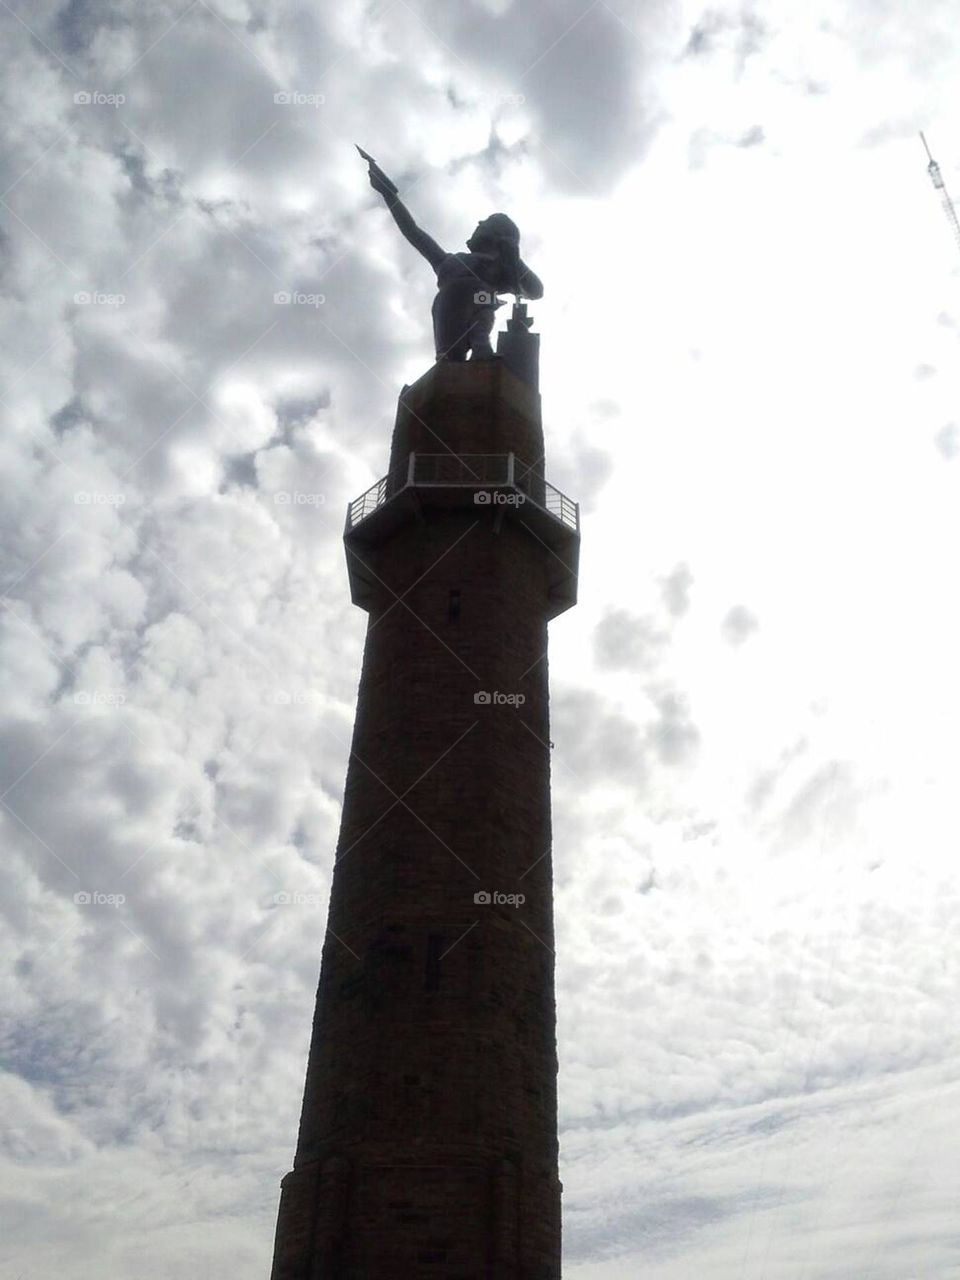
[{"xmin": 343, "ymin": 452, "xmax": 580, "ymax": 618}]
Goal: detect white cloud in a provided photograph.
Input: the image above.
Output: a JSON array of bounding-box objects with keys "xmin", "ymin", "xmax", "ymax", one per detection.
[{"xmin": 2, "ymin": 1, "xmax": 960, "ymax": 1276}]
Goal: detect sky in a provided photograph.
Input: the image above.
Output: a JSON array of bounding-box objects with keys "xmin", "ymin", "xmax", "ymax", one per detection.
[{"xmin": 1, "ymin": 0, "xmax": 960, "ymax": 1276}]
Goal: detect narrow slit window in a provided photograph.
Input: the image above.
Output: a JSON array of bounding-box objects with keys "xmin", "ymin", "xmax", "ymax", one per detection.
[
  {"xmin": 425, "ymin": 933, "xmax": 442, "ymax": 990},
  {"xmin": 448, "ymin": 589, "xmax": 461, "ymax": 621}
]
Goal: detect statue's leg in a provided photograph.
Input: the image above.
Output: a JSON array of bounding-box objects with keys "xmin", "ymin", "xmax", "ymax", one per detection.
[
  {"xmin": 432, "ymin": 287, "xmax": 470, "ymax": 362},
  {"xmin": 467, "ymin": 306, "xmax": 496, "ymax": 360}
]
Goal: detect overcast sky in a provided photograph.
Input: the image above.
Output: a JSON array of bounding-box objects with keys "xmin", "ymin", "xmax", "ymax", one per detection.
[{"xmin": 2, "ymin": 1, "xmax": 960, "ymax": 1276}]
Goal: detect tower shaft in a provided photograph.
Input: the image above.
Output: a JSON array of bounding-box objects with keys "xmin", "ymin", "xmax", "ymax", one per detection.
[{"xmin": 270, "ymin": 354, "xmax": 578, "ymax": 1279}]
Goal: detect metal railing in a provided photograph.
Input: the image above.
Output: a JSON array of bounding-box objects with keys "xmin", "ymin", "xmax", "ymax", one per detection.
[
  {"xmin": 345, "ymin": 453, "xmax": 579, "ymax": 534},
  {"xmin": 542, "ymin": 480, "xmax": 579, "ymax": 530},
  {"xmin": 347, "ymin": 463, "xmax": 408, "ymax": 527}
]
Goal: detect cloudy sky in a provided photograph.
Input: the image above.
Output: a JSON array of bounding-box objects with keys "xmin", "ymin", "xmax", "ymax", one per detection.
[{"xmin": 2, "ymin": 0, "xmax": 960, "ymax": 1275}]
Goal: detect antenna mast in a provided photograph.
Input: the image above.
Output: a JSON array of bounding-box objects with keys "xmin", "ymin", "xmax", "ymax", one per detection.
[{"xmin": 920, "ymin": 131, "xmax": 960, "ymax": 254}]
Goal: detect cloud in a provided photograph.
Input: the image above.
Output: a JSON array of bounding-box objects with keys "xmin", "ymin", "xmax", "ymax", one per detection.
[
  {"xmin": 720, "ymin": 603, "xmax": 759, "ymax": 644},
  {"xmin": 737, "ymin": 123, "xmax": 765, "ymax": 147},
  {"xmin": 934, "ymin": 421, "xmax": 959, "ymax": 459},
  {"xmin": 552, "ymin": 688, "xmax": 649, "ymax": 789},
  {"xmin": 594, "ymin": 608, "xmax": 669, "ymax": 671},
  {"xmin": 3, "ymin": 1, "xmax": 960, "ymax": 1278},
  {"xmin": 413, "ymin": 0, "xmax": 675, "ymax": 194},
  {"xmin": 552, "ymin": 677, "xmax": 699, "ymax": 796},
  {"xmin": 683, "ymin": 9, "xmax": 768, "ymax": 65},
  {"xmin": 568, "ymin": 436, "xmax": 614, "ymax": 513},
  {"xmin": 688, "ymin": 123, "xmax": 766, "ymax": 167},
  {"xmin": 660, "ymin": 562, "xmax": 694, "ymax": 618},
  {"xmin": 647, "ymin": 685, "xmax": 700, "ymax": 766}
]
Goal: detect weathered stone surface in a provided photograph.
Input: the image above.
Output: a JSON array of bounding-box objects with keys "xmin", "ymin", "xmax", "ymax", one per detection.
[{"xmin": 269, "ymin": 358, "xmax": 571, "ymax": 1280}]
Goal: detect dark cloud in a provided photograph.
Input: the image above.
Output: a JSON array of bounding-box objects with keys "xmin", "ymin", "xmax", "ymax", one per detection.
[
  {"xmin": 222, "ymin": 451, "xmax": 259, "ymax": 488},
  {"xmin": 55, "ymin": 0, "xmax": 117, "ymax": 56},
  {"xmin": 50, "ymin": 396, "xmax": 88, "ymax": 435}
]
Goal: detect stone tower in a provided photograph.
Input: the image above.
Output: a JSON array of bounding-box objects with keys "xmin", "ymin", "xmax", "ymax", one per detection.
[{"xmin": 269, "ymin": 309, "xmax": 579, "ymax": 1279}]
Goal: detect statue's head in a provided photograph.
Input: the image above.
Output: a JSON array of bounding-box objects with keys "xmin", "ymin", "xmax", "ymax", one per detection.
[{"xmin": 467, "ymin": 213, "xmax": 520, "ymax": 252}]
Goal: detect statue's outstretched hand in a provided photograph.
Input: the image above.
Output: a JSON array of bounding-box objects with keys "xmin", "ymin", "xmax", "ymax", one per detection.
[{"xmin": 356, "ymin": 145, "xmax": 398, "ymax": 201}]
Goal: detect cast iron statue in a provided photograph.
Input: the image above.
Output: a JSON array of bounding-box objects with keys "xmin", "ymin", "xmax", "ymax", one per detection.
[{"xmin": 357, "ymin": 146, "xmax": 543, "ymax": 362}]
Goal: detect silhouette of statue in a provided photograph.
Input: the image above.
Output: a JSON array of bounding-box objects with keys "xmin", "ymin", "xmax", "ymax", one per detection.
[{"xmin": 358, "ymin": 147, "xmax": 544, "ymax": 362}]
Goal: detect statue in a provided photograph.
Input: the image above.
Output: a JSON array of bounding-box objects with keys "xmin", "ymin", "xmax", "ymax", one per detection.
[{"xmin": 357, "ymin": 147, "xmax": 544, "ymax": 362}]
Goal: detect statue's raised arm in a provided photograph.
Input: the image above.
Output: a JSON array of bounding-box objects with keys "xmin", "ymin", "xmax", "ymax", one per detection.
[
  {"xmin": 357, "ymin": 146, "xmax": 543, "ymax": 363},
  {"xmin": 357, "ymin": 146, "xmax": 446, "ymax": 271}
]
